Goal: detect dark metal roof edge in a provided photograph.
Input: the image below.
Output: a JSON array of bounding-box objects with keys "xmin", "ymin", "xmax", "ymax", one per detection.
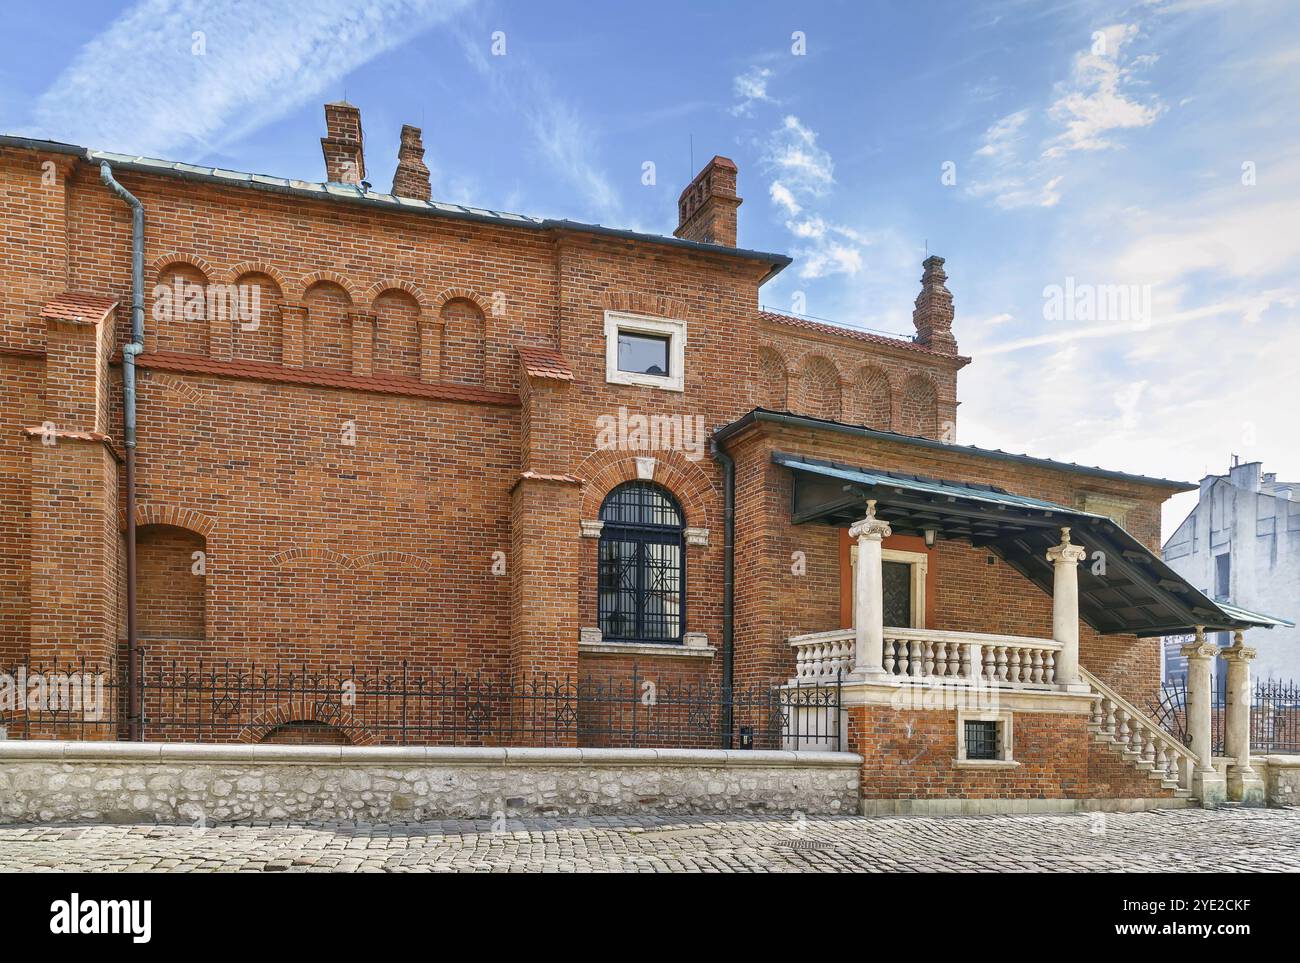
[
  {"xmin": 715, "ymin": 408, "xmax": 1195, "ymax": 491},
  {"xmin": 772, "ymin": 449, "xmax": 1272, "ymax": 633},
  {"xmin": 0, "ymin": 135, "xmax": 791, "ymax": 278}
]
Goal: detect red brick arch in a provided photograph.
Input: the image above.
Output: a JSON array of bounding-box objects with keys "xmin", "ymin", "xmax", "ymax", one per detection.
[
  {"xmin": 223, "ymin": 260, "xmax": 289, "ymax": 291},
  {"xmin": 121, "ymin": 503, "xmax": 217, "ymax": 537},
  {"xmin": 575, "ymin": 449, "xmax": 716, "ymax": 530},
  {"xmin": 237, "ymin": 701, "xmax": 377, "ymax": 746},
  {"xmin": 432, "ymin": 286, "xmax": 491, "ymax": 314},
  {"xmin": 149, "ymin": 251, "xmax": 215, "ymax": 284},
  {"xmin": 365, "ymin": 279, "xmax": 430, "ymax": 310},
  {"xmin": 294, "ymin": 270, "xmax": 359, "ymax": 303}
]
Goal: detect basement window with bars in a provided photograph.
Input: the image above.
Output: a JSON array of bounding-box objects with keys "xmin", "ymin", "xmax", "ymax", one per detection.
[
  {"xmin": 963, "ymin": 720, "xmax": 1000, "ymax": 760},
  {"xmin": 598, "ymin": 481, "xmax": 685, "ymax": 644},
  {"xmin": 957, "ymin": 710, "xmax": 1014, "ymax": 765}
]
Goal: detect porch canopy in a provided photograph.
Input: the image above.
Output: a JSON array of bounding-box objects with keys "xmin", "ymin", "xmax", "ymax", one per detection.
[{"xmin": 776, "ymin": 451, "xmax": 1287, "ymax": 637}]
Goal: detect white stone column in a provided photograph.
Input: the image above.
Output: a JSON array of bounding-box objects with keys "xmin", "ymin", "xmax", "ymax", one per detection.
[
  {"xmin": 849, "ymin": 500, "xmax": 891, "ymax": 678},
  {"xmin": 1221, "ymin": 631, "xmax": 1265, "ymax": 805},
  {"xmin": 1045, "ymin": 527, "xmax": 1087, "ymax": 689},
  {"xmin": 1181, "ymin": 627, "xmax": 1227, "ymax": 806}
]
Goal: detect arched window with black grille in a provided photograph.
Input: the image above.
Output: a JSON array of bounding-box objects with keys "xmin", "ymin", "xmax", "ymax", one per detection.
[{"xmin": 598, "ymin": 482, "xmax": 685, "ymax": 644}]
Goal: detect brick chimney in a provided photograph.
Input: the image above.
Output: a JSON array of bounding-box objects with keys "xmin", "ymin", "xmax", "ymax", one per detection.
[
  {"xmin": 391, "ymin": 125, "xmax": 431, "ymax": 201},
  {"xmin": 674, "ymin": 155, "xmax": 741, "ymax": 248},
  {"xmin": 321, "ymin": 101, "xmax": 366, "ymax": 185},
  {"xmin": 912, "ymin": 255, "xmax": 958, "ymax": 355}
]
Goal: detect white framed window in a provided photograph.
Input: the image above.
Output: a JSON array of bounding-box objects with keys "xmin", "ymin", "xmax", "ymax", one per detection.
[
  {"xmin": 604, "ymin": 310, "xmax": 686, "ymax": 392},
  {"xmin": 849, "ymin": 546, "xmax": 928, "ymax": 628},
  {"xmin": 955, "ymin": 708, "xmax": 1017, "ymax": 767}
]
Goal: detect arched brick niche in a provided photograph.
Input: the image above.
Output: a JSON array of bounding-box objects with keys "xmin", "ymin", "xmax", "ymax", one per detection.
[
  {"xmin": 229, "ymin": 268, "xmax": 285, "ymax": 365},
  {"xmin": 439, "ymin": 296, "xmax": 487, "ymax": 386},
  {"xmin": 794, "ymin": 354, "xmax": 842, "ymax": 421},
  {"xmin": 899, "ymin": 373, "xmax": 940, "ymax": 438},
  {"xmin": 851, "ymin": 364, "xmax": 892, "ymax": 429},
  {"xmin": 151, "ymin": 261, "xmax": 211, "ymax": 357},
  {"xmin": 303, "ymin": 280, "xmax": 353, "ymax": 372},
  {"xmin": 373, "ymin": 289, "xmax": 422, "ymax": 379},
  {"xmin": 756, "ymin": 345, "xmax": 789, "ymax": 410}
]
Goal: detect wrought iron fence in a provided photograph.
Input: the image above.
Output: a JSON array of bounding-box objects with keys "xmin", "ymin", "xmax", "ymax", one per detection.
[
  {"xmin": 0, "ymin": 655, "xmax": 841, "ymax": 752},
  {"xmin": 1151, "ymin": 677, "xmax": 1300, "ymax": 755}
]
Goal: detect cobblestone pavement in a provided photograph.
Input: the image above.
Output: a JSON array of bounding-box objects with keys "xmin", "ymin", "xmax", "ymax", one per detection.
[{"xmin": 1, "ymin": 806, "xmax": 1298, "ymax": 872}]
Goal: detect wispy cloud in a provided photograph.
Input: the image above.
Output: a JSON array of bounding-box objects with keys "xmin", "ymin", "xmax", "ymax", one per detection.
[
  {"xmin": 730, "ymin": 66, "xmax": 774, "ymax": 116},
  {"xmin": 23, "ymin": 0, "xmax": 476, "ymax": 156},
  {"xmin": 1042, "ymin": 23, "xmax": 1163, "ymax": 158}
]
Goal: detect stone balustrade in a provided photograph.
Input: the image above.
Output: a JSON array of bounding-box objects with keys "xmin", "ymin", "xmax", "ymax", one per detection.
[
  {"xmin": 1081, "ymin": 667, "xmax": 1196, "ymax": 789},
  {"xmin": 790, "ymin": 626, "xmax": 1062, "ymax": 688}
]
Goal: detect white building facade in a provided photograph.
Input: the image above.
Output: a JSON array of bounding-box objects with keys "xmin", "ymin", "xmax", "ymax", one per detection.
[{"xmin": 1162, "ymin": 461, "xmax": 1300, "ymax": 682}]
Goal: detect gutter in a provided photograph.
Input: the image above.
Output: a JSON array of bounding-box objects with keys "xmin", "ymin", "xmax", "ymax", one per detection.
[
  {"xmin": 97, "ymin": 158, "xmax": 145, "ymax": 742},
  {"xmin": 710, "ymin": 435, "xmax": 736, "ymax": 749}
]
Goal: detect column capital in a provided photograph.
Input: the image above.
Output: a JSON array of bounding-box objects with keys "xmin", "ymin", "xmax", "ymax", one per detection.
[
  {"xmin": 1046, "ymin": 526, "xmax": 1087, "ymax": 564},
  {"xmin": 849, "ymin": 499, "xmax": 892, "ymax": 542},
  {"xmin": 1219, "ymin": 642, "xmax": 1256, "ymax": 663},
  {"xmin": 1180, "ymin": 640, "xmax": 1219, "ymax": 661}
]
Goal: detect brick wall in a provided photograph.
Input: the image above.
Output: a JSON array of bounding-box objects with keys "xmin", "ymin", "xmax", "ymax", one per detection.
[{"xmin": 0, "ymin": 136, "xmax": 1181, "ymax": 768}]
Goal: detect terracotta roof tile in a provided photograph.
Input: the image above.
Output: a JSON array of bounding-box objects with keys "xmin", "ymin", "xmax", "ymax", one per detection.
[
  {"xmin": 41, "ymin": 292, "xmax": 118, "ymax": 325},
  {"xmin": 759, "ymin": 309, "xmax": 940, "ymax": 356},
  {"xmin": 517, "ymin": 345, "xmax": 574, "ymax": 381},
  {"xmin": 132, "ymin": 352, "xmax": 520, "ymax": 407}
]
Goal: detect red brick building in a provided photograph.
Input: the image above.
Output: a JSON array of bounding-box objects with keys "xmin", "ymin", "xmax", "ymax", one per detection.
[{"xmin": 0, "ymin": 104, "xmax": 1274, "ymax": 810}]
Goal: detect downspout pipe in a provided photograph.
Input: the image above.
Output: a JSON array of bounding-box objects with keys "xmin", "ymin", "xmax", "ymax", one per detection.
[
  {"xmin": 98, "ymin": 160, "xmax": 144, "ymax": 741},
  {"xmin": 710, "ymin": 435, "xmax": 736, "ymax": 749}
]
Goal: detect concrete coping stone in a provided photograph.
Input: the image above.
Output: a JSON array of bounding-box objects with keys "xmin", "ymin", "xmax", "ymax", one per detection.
[
  {"xmin": 0, "ymin": 741, "xmax": 863, "ymax": 768},
  {"xmin": 1261, "ymin": 754, "xmax": 1300, "ymax": 768}
]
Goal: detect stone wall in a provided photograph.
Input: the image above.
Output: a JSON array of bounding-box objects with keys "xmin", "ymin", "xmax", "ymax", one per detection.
[
  {"xmin": 1260, "ymin": 754, "xmax": 1300, "ymax": 806},
  {"xmin": 0, "ymin": 743, "xmax": 862, "ymax": 824}
]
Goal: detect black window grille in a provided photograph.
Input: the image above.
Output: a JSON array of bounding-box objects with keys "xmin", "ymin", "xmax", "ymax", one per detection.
[
  {"xmin": 598, "ymin": 482, "xmax": 684, "ymax": 644},
  {"xmin": 964, "ymin": 719, "xmax": 999, "ymax": 760}
]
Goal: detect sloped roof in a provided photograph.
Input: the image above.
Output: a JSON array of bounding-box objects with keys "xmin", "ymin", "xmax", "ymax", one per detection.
[
  {"xmin": 0, "ymin": 135, "xmax": 791, "ymax": 282},
  {"xmin": 716, "ymin": 408, "xmax": 1194, "ymax": 491},
  {"xmin": 775, "ymin": 451, "xmax": 1286, "ymax": 636},
  {"xmin": 41, "ymin": 292, "xmax": 118, "ymax": 325},
  {"xmin": 517, "ymin": 345, "xmax": 574, "ymax": 381},
  {"xmin": 758, "ymin": 309, "xmax": 950, "ymax": 358}
]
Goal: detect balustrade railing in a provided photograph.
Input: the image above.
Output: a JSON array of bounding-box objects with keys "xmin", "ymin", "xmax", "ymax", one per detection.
[{"xmin": 790, "ymin": 626, "xmax": 1062, "ymax": 689}]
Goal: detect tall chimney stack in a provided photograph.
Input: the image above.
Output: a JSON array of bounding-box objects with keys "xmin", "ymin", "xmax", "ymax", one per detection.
[
  {"xmin": 674, "ymin": 156, "xmax": 741, "ymax": 248},
  {"xmin": 321, "ymin": 101, "xmax": 366, "ymax": 185},
  {"xmin": 912, "ymin": 255, "xmax": 958, "ymax": 355},
  {"xmin": 391, "ymin": 125, "xmax": 431, "ymax": 201}
]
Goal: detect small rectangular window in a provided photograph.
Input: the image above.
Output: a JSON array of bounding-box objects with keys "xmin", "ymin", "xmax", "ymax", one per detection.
[
  {"xmin": 1214, "ymin": 552, "xmax": 1230, "ymax": 600},
  {"xmin": 617, "ymin": 331, "xmax": 671, "ymax": 377},
  {"xmin": 964, "ymin": 720, "xmax": 999, "ymax": 760}
]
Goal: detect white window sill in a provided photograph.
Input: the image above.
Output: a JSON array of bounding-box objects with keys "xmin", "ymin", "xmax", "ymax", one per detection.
[
  {"xmin": 952, "ymin": 759, "xmax": 1020, "ymax": 770},
  {"xmin": 579, "ymin": 640, "xmax": 715, "ymax": 659}
]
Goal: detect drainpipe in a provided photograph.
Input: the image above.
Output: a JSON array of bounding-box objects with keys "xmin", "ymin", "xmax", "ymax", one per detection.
[
  {"xmin": 710, "ymin": 435, "xmax": 735, "ymax": 748},
  {"xmin": 98, "ymin": 160, "xmax": 145, "ymax": 742}
]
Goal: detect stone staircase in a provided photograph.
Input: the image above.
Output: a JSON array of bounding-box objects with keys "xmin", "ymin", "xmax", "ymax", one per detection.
[{"xmin": 1080, "ymin": 667, "xmax": 1198, "ymax": 802}]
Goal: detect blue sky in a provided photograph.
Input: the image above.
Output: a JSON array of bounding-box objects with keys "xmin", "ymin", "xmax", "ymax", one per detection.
[{"xmin": 3, "ymin": 0, "xmax": 1297, "ymax": 535}]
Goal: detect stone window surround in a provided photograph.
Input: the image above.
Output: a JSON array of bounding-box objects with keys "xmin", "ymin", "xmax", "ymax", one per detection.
[
  {"xmin": 603, "ymin": 310, "xmax": 686, "ymax": 393},
  {"xmin": 849, "ymin": 545, "xmax": 928, "ymax": 628},
  {"xmin": 954, "ymin": 707, "xmax": 1019, "ymax": 769},
  {"xmin": 579, "ymin": 627, "xmax": 714, "ymax": 658}
]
